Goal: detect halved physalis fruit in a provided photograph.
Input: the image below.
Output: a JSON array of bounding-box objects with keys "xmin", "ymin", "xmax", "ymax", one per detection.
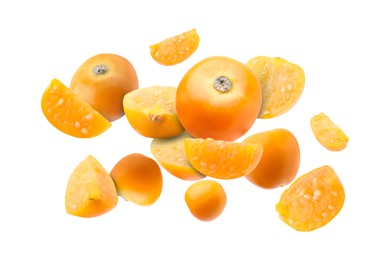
[
  {"xmin": 151, "ymin": 132, "xmax": 205, "ymax": 181},
  {"xmin": 65, "ymin": 155, "xmax": 118, "ymax": 218},
  {"xmin": 150, "ymin": 28, "xmax": 199, "ymax": 66},
  {"xmin": 276, "ymin": 165, "xmax": 345, "ymax": 232},
  {"xmin": 184, "ymin": 138, "xmax": 263, "ymax": 179},
  {"xmin": 246, "ymin": 56, "xmax": 305, "ymax": 119},
  {"xmin": 310, "ymin": 112, "xmax": 349, "ymax": 151},
  {"xmin": 41, "ymin": 78, "xmax": 111, "ymax": 138},
  {"xmin": 123, "ymin": 86, "xmax": 184, "ymax": 138}
]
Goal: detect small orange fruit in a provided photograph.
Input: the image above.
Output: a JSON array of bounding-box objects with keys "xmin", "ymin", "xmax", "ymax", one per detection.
[
  {"xmin": 243, "ymin": 128, "xmax": 300, "ymax": 189},
  {"xmin": 70, "ymin": 53, "xmax": 139, "ymax": 122},
  {"xmin": 123, "ymin": 86, "xmax": 184, "ymax": 138},
  {"xmin": 110, "ymin": 153, "xmax": 163, "ymax": 206},
  {"xmin": 310, "ymin": 112, "xmax": 349, "ymax": 151},
  {"xmin": 246, "ymin": 56, "xmax": 305, "ymax": 118},
  {"xmin": 41, "ymin": 78, "xmax": 111, "ymax": 138},
  {"xmin": 151, "ymin": 132, "xmax": 205, "ymax": 181},
  {"xmin": 65, "ymin": 155, "xmax": 118, "ymax": 218},
  {"xmin": 185, "ymin": 180, "xmax": 227, "ymax": 221},
  {"xmin": 276, "ymin": 165, "xmax": 345, "ymax": 232},
  {"xmin": 184, "ymin": 138, "xmax": 263, "ymax": 179},
  {"xmin": 150, "ymin": 28, "xmax": 200, "ymax": 66}
]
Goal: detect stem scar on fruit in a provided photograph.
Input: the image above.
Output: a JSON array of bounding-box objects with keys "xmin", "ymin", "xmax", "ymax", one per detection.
[
  {"xmin": 92, "ymin": 64, "xmax": 108, "ymax": 75},
  {"xmin": 214, "ymin": 76, "xmax": 232, "ymax": 93}
]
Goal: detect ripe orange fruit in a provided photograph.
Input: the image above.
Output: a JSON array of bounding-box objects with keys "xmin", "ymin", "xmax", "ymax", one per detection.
[
  {"xmin": 246, "ymin": 56, "xmax": 305, "ymax": 119},
  {"xmin": 110, "ymin": 153, "xmax": 163, "ymax": 206},
  {"xmin": 184, "ymin": 138, "xmax": 263, "ymax": 179},
  {"xmin": 243, "ymin": 128, "xmax": 300, "ymax": 189},
  {"xmin": 41, "ymin": 78, "xmax": 111, "ymax": 138},
  {"xmin": 276, "ymin": 165, "xmax": 345, "ymax": 232},
  {"xmin": 185, "ymin": 180, "xmax": 227, "ymax": 221},
  {"xmin": 70, "ymin": 53, "xmax": 139, "ymax": 122},
  {"xmin": 65, "ymin": 155, "xmax": 118, "ymax": 218},
  {"xmin": 150, "ymin": 28, "xmax": 199, "ymax": 66},
  {"xmin": 151, "ymin": 132, "xmax": 205, "ymax": 181},
  {"xmin": 310, "ymin": 112, "xmax": 349, "ymax": 151},
  {"xmin": 123, "ymin": 86, "xmax": 184, "ymax": 138}
]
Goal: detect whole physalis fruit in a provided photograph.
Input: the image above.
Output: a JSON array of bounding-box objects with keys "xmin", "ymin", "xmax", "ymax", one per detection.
[
  {"xmin": 65, "ymin": 155, "xmax": 118, "ymax": 218},
  {"xmin": 243, "ymin": 128, "xmax": 300, "ymax": 189},
  {"xmin": 185, "ymin": 180, "xmax": 227, "ymax": 221},
  {"xmin": 41, "ymin": 78, "xmax": 111, "ymax": 138},
  {"xmin": 70, "ymin": 53, "xmax": 139, "ymax": 122},
  {"xmin": 246, "ymin": 56, "xmax": 305, "ymax": 119},
  {"xmin": 176, "ymin": 56, "xmax": 262, "ymax": 141},
  {"xmin": 150, "ymin": 28, "xmax": 199, "ymax": 66},
  {"xmin": 276, "ymin": 165, "xmax": 345, "ymax": 232},
  {"xmin": 110, "ymin": 153, "xmax": 163, "ymax": 206}
]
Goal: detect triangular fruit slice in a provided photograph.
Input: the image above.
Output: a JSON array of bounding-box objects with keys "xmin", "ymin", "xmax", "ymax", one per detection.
[
  {"xmin": 184, "ymin": 138, "xmax": 263, "ymax": 179},
  {"xmin": 41, "ymin": 78, "xmax": 111, "ymax": 138},
  {"xmin": 65, "ymin": 155, "xmax": 118, "ymax": 218}
]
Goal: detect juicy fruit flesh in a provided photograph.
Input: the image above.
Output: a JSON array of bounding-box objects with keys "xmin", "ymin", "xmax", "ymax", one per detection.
[
  {"xmin": 151, "ymin": 132, "xmax": 205, "ymax": 181},
  {"xmin": 246, "ymin": 56, "xmax": 305, "ymax": 119},
  {"xmin": 41, "ymin": 78, "xmax": 111, "ymax": 138},
  {"xmin": 65, "ymin": 155, "xmax": 118, "ymax": 218},
  {"xmin": 184, "ymin": 138, "xmax": 263, "ymax": 179},
  {"xmin": 310, "ymin": 112, "xmax": 349, "ymax": 151},
  {"xmin": 276, "ymin": 165, "xmax": 345, "ymax": 232},
  {"xmin": 150, "ymin": 28, "xmax": 199, "ymax": 66}
]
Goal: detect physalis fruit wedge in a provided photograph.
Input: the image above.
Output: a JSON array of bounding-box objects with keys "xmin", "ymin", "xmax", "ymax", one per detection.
[
  {"xmin": 246, "ymin": 56, "xmax": 305, "ymax": 119},
  {"xmin": 123, "ymin": 86, "xmax": 184, "ymax": 138},
  {"xmin": 310, "ymin": 112, "xmax": 349, "ymax": 151},
  {"xmin": 184, "ymin": 138, "xmax": 263, "ymax": 179},
  {"xmin": 276, "ymin": 165, "xmax": 345, "ymax": 232},
  {"xmin": 65, "ymin": 155, "xmax": 118, "ymax": 218},
  {"xmin": 151, "ymin": 132, "xmax": 205, "ymax": 181},
  {"xmin": 41, "ymin": 78, "xmax": 111, "ymax": 138},
  {"xmin": 150, "ymin": 28, "xmax": 200, "ymax": 66}
]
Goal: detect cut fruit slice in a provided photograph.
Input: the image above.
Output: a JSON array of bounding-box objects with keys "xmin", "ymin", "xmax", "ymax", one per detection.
[
  {"xmin": 310, "ymin": 112, "xmax": 349, "ymax": 151},
  {"xmin": 246, "ymin": 56, "xmax": 305, "ymax": 119},
  {"xmin": 123, "ymin": 86, "xmax": 184, "ymax": 138},
  {"xmin": 276, "ymin": 165, "xmax": 345, "ymax": 232},
  {"xmin": 65, "ymin": 155, "xmax": 118, "ymax": 218},
  {"xmin": 41, "ymin": 78, "xmax": 111, "ymax": 138},
  {"xmin": 150, "ymin": 28, "xmax": 200, "ymax": 66},
  {"xmin": 184, "ymin": 138, "xmax": 263, "ymax": 179},
  {"xmin": 151, "ymin": 132, "xmax": 205, "ymax": 181}
]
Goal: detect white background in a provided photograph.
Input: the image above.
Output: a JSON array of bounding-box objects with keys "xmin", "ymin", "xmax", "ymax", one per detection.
[{"xmin": 1, "ymin": 0, "xmax": 389, "ymax": 259}]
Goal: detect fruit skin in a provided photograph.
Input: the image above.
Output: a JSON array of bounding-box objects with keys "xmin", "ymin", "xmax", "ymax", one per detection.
[
  {"xmin": 243, "ymin": 128, "xmax": 300, "ymax": 189},
  {"xmin": 123, "ymin": 86, "xmax": 184, "ymax": 138},
  {"xmin": 176, "ymin": 56, "xmax": 262, "ymax": 141},
  {"xmin": 41, "ymin": 78, "xmax": 111, "ymax": 138},
  {"xmin": 70, "ymin": 53, "xmax": 139, "ymax": 122},
  {"xmin": 246, "ymin": 56, "xmax": 305, "ymax": 119},
  {"xmin": 276, "ymin": 165, "xmax": 345, "ymax": 232},
  {"xmin": 185, "ymin": 180, "xmax": 227, "ymax": 221},
  {"xmin": 65, "ymin": 155, "xmax": 118, "ymax": 218},
  {"xmin": 110, "ymin": 153, "xmax": 163, "ymax": 206}
]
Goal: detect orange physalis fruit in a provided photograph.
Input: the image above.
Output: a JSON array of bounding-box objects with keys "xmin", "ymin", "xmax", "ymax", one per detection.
[
  {"xmin": 276, "ymin": 165, "xmax": 345, "ymax": 232},
  {"xmin": 41, "ymin": 78, "xmax": 111, "ymax": 138},
  {"xmin": 150, "ymin": 28, "xmax": 199, "ymax": 66},
  {"xmin": 184, "ymin": 138, "xmax": 263, "ymax": 179},
  {"xmin": 65, "ymin": 155, "xmax": 118, "ymax": 218},
  {"xmin": 310, "ymin": 112, "xmax": 349, "ymax": 151}
]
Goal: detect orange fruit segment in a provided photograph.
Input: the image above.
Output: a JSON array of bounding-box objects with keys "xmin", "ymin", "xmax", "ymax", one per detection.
[
  {"xmin": 184, "ymin": 138, "xmax": 263, "ymax": 179},
  {"xmin": 310, "ymin": 112, "xmax": 349, "ymax": 151},
  {"xmin": 150, "ymin": 28, "xmax": 199, "ymax": 66},
  {"xmin": 276, "ymin": 165, "xmax": 345, "ymax": 232},
  {"xmin": 123, "ymin": 86, "xmax": 184, "ymax": 138},
  {"xmin": 246, "ymin": 56, "xmax": 305, "ymax": 119},
  {"xmin": 65, "ymin": 155, "xmax": 118, "ymax": 218},
  {"xmin": 151, "ymin": 132, "xmax": 205, "ymax": 181},
  {"xmin": 41, "ymin": 78, "xmax": 111, "ymax": 138}
]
